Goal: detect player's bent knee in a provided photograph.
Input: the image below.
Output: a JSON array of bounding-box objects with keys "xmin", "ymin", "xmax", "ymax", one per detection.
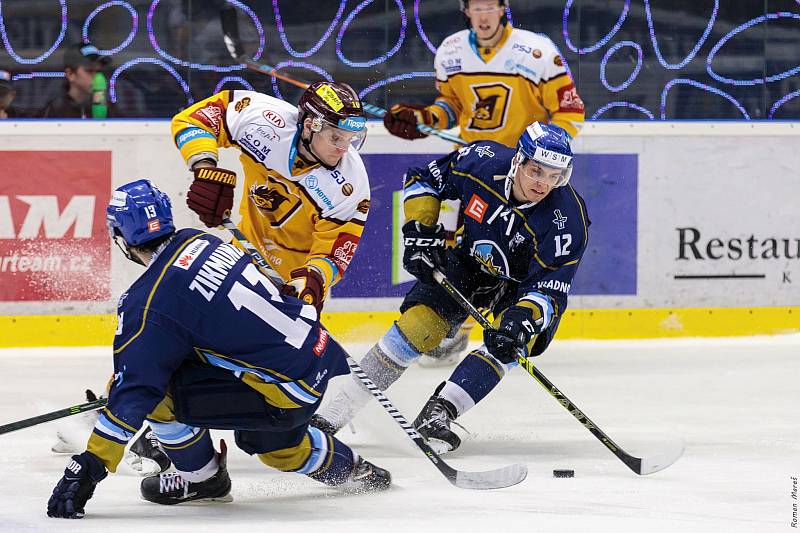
[{"xmin": 397, "ymin": 304, "xmax": 450, "ymax": 353}]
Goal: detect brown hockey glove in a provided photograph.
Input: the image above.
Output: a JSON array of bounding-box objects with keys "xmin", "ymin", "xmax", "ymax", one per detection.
[
  {"xmin": 383, "ymin": 104, "xmax": 435, "ymax": 140},
  {"xmin": 187, "ymin": 166, "xmax": 237, "ymax": 228},
  {"xmin": 280, "ymin": 267, "xmax": 326, "ymax": 313}
]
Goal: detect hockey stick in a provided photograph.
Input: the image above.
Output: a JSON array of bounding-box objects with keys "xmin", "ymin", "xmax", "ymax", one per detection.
[
  {"xmin": 432, "ymin": 270, "xmax": 684, "ymax": 475},
  {"xmin": 219, "ymin": 7, "xmax": 467, "ymax": 146},
  {"xmin": 0, "ymin": 397, "xmax": 107, "ymax": 435},
  {"xmin": 221, "ymin": 218, "xmax": 526, "ymax": 489}
]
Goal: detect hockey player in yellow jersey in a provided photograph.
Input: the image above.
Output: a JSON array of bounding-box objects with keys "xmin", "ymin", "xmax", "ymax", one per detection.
[
  {"xmin": 171, "ymin": 82, "xmax": 370, "ymax": 312},
  {"xmin": 383, "ymin": 0, "xmax": 585, "ymax": 145}
]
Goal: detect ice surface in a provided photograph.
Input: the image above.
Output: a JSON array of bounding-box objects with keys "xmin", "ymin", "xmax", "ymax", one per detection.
[{"xmin": 1, "ymin": 335, "xmax": 798, "ymax": 532}]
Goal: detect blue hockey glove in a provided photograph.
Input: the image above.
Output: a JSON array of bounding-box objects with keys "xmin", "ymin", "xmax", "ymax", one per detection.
[
  {"xmin": 47, "ymin": 451, "xmax": 107, "ymax": 519},
  {"xmin": 484, "ymin": 305, "xmax": 543, "ymax": 364},
  {"xmin": 402, "ymin": 221, "xmax": 445, "ymax": 285}
]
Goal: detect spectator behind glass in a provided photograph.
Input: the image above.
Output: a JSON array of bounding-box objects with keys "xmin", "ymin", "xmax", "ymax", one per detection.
[
  {"xmin": 39, "ymin": 42, "xmax": 113, "ymax": 118},
  {"xmin": 0, "ymin": 70, "xmax": 18, "ymax": 118}
]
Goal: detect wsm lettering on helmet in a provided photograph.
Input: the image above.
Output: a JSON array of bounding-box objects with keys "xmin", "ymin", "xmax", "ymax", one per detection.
[{"xmin": 188, "ymin": 243, "xmax": 245, "ymax": 301}]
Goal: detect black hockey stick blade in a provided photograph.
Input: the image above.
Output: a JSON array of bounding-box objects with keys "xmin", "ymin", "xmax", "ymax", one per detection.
[
  {"xmin": 0, "ymin": 398, "xmax": 107, "ymax": 435},
  {"xmin": 220, "ymin": 6, "xmax": 246, "ymax": 60}
]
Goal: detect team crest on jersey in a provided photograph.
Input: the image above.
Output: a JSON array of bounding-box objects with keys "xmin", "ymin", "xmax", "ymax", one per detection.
[
  {"xmin": 474, "ymin": 95, "xmax": 499, "ymax": 121},
  {"xmin": 468, "ymin": 82, "xmax": 511, "ymax": 131},
  {"xmin": 471, "ymin": 240, "xmax": 510, "ymax": 278},
  {"xmin": 532, "ymin": 49, "xmax": 542, "ymax": 58},
  {"xmin": 250, "ymin": 184, "xmax": 291, "ymax": 213}
]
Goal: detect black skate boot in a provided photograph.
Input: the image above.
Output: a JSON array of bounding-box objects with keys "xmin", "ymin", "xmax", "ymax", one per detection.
[
  {"xmin": 413, "ymin": 390, "xmax": 461, "ymax": 454},
  {"xmin": 126, "ymin": 426, "xmax": 171, "ymax": 475},
  {"xmin": 140, "ymin": 440, "xmax": 232, "ymax": 505},
  {"xmin": 309, "ymin": 414, "xmax": 340, "ymax": 436},
  {"xmin": 339, "ymin": 457, "xmax": 392, "ymax": 493}
]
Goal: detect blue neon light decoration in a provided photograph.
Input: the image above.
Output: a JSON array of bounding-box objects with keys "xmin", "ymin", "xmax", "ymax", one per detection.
[
  {"xmin": 83, "ymin": 2, "xmax": 139, "ymax": 56},
  {"xmin": 1, "ymin": 2, "xmax": 798, "ymax": 120}
]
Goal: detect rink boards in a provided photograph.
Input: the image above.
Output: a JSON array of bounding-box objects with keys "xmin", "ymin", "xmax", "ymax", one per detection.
[{"xmin": 0, "ymin": 121, "xmax": 797, "ymax": 345}]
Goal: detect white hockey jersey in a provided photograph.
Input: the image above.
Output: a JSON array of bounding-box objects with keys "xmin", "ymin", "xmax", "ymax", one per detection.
[{"xmin": 172, "ymin": 90, "xmax": 370, "ymax": 293}]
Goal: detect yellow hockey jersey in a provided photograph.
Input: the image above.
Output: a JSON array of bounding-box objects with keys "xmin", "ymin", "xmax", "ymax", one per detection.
[
  {"xmin": 171, "ymin": 91, "xmax": 370, "ymax": 298},
  {"xmin": 427, "ymin": 25, "xmax": 585, "ymax": 145}
]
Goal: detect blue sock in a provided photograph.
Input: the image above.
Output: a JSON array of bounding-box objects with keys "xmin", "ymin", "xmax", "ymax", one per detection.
[
  {"xmin": 440, "ymin": 349, "xmax": 508, "ymax": 416},
  {"xmin": 304, "ymin": 427, "xmax": 358, "ymax": 486},
  {"xmin": 148, "ymin": 421, "xmax": 214, "ymax": 472}
]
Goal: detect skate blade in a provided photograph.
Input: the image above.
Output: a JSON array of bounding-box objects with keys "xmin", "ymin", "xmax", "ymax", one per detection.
[
  {"xmin": 124, "ymin": 455, "xmax": 163, "ymax": 477},
  {"xmin": 426, "ymin": 438, "xmax": 455, "ymax": 455},
  {"xmin": 187, "ymin": 494, "xmax": 234, "ymax": 504},
  {"xmin": 141, "ymin": 494, "xmax": 234, "ymax": 505}
]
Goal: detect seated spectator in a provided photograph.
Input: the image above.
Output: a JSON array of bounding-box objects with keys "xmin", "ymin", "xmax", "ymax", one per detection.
[
  {"xmin": 0, "ymin": 70, "xmax": 33, "ymax": 118},
  {"xmin": 39, "ymin": 42, "xmax": 113, "ymax": 118}
]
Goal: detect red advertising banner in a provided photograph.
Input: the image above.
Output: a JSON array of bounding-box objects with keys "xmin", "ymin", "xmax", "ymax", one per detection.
[{"xmin": 0, "ymin": 151, "xmax": 111, "ymax": 301}]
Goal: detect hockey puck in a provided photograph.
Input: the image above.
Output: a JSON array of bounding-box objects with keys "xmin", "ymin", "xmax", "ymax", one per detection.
[{"xmin": 553, "ymin": 469, "xmax": 574, "ymax": 478}]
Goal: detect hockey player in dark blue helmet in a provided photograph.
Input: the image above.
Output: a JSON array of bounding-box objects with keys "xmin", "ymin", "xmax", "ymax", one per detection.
[
  {"xmin": 313, "ymin": 123, "xmax": 589, "ymax": 454},
  {"xmin": 47, "ymin": 180, "xmax": 390, "ymax": 520}
]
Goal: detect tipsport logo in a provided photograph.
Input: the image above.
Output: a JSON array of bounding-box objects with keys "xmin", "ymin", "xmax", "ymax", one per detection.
[{"xmin": 338, "ymin": 116, "xmax": 366, "ymax": 132}]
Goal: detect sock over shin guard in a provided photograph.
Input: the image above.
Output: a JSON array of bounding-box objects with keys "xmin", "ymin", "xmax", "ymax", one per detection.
[
  {"xmin": 439, "ymin": 349, "xmax": 508, "ymax": 417},
  {"xmin": 148, "ymin": 421, "xmax": 215, "ymax": 474}
]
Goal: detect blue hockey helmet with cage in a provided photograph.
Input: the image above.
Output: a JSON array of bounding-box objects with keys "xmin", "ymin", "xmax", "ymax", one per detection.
[
  {"xmin": 106, "ymin": 179, "xmax": 174, "ymax": 259},
  {"xmin": 514, "ymin": 122, "xmax": 574, "ymax": 187}
]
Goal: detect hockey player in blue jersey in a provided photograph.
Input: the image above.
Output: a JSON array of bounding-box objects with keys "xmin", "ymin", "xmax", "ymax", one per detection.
[
  {"xmin": 313, "ymin": 122, "xmax": 589, "ymax": 453},
  {"xmin": 47, "ymin": 180, "xmax": 390, "ymax": 519}
]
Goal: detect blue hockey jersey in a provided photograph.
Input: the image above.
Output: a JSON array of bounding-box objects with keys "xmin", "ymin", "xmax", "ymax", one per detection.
[
  {"xmin": 403, "ymin": 141, "xmax": 590, "ymax": 343},
  {"xmin": 87, "ymin": 229, "xmax": 349, "ymax": 471}
]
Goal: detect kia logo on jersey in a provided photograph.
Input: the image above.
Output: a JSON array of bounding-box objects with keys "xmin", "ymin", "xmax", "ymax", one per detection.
[{"xmin": 262, "ymin": 110, "xmax": 286, "ymax": 128}]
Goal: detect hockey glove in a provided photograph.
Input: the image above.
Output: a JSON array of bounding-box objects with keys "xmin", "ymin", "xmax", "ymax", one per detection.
[
  {"xmin": 281, "ymin": 267, "xmax": 326, "ymax": 313},
  {"xmin": 402, "ymin": 221, "xmax": 446, "ymax": 285},
  {"xmin": 383, "ymin": 104, "xmax": 435, "ymax": 140},
  {"xmin": 187, "ymin": 166, "xmax": 237, "ymax": 228},
  {"xmin": 484, "ymin": 304, "xmax": 544, "ymax": 364},
  {"xmin": 47, "ymin": 451, "xmax": 108, "ymax": 519}
]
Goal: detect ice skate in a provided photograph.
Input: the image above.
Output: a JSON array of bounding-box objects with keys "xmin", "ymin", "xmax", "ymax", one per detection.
[
  {"xmin": 140, "ymin": 441, "xmax": 232, "ymax": 505},
  {"xmin": 338, "ymin": 457, "xmax": 391, "ymax": 493},
  {"xmin": 414, "ymin": 394, "xmax": 461, "ymax": 454},
  {"xmin": 125, "ymin": 427, "xmax": 171, "ymax": 476}
]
